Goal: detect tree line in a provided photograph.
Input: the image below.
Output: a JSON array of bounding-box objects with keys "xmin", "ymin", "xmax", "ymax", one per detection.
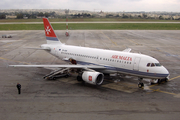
[
  {"xmin": 0, "ymin": 12, "xmax": 180, "ymax": 20},
  {"xmin": 0, "ymin": 12, "xmax": 92, "ymax": 19},
  {"xmin": 0, "ymin": 12, "xmax": 56, "ymax": 19}
]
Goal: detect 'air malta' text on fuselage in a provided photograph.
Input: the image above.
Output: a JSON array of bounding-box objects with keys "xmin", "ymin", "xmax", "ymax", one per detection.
[{"xmin": 112, "ymin": 55, "xmax": 132, "ymax": 61}]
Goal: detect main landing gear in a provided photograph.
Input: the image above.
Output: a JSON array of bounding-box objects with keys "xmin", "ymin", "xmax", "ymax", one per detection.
[{"xmin": 138, "ymin": 78, "xmax": 144, "ymax": 88}]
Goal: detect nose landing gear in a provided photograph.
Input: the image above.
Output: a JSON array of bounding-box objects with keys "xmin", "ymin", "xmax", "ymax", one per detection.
[
  {"xmin": 138, "ymin": 82, "xmax": 144, "ymax": 88},
  {"xmin": 138, "ymin": 78, "xmax": 144, "ymax": 88}
]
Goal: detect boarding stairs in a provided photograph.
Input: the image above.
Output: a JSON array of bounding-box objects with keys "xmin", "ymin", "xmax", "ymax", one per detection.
[{"xmin": 43, "ymin": 67, "xmax": 70, "ymax": 80}]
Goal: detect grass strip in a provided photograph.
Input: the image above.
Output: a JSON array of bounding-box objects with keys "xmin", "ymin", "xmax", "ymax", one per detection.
[{"xmin": 0, "ymin": 23, "xmax": 180, "ymax": 30}]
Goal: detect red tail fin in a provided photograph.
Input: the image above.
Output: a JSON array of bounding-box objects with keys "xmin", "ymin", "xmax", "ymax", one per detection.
[{"xmin": 43, "ymin": 18, "xmax": 61, "ymax": 44}]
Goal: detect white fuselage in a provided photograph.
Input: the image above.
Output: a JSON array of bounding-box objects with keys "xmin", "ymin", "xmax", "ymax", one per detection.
[{"xmin": 41, "ymin": 43, "xmax": 169, "ymax": 80}]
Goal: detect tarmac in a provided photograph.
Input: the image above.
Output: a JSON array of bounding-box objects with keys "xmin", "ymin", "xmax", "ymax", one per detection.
[{"xmin": 0, "ymin": 30, "xmax": 180, "ymax": 120}]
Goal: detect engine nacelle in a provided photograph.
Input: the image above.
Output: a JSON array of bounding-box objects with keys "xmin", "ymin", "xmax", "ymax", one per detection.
[{"xmin": 82, "ymin": 71, "xmax": 104, "ymax": 85}]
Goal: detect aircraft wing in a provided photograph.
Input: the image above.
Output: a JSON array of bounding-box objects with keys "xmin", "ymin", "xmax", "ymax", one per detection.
[
  {"xmin": 9, "ymin": 64, "xmax": 106, "ymax": 69},
  {"xmin": 24, "ymin": 47, "xmax": 51, "ymax": 51},
  {"xmin": 122, "ymin": 48, "xmax": 131, "ymax": 52}
]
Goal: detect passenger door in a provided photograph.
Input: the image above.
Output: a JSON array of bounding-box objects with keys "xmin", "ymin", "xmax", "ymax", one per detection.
[{"xmin": 133, "ymin": 57, "xmax": 141, "ymax": 71}]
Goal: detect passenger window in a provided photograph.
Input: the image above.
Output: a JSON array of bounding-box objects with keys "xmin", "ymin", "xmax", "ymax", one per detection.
[{"xmin": 147, "ymin": 63, "xmax": 150, "ymax": 67}]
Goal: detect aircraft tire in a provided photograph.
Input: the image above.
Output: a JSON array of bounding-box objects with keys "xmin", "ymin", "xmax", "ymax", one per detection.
[
  {"xmin": 158, "ymin": 79, "xmax": 161, "ymax": 84},
  {"xmin": 138, "ymin": 83, "xmax": 144, "ymax": 88},
  {"xmin": 50, "ymin": 77, "xmax": 55, "ymax": 80},
  {"xmin": 77, "ymin": 76, "xmax": 83, "ymax": 81},
  {"xmin": 164, "ymin": 78, "xmax": 168, "ymax": 82},
  {"xmin": 65, "ymin": 74, "xmax": 69, "ymax": 78}
]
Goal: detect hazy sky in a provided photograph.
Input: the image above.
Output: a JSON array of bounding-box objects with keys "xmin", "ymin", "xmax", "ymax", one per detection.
[{"xmin": 1, "ymin": 0, "xmax": 180, "ymax": 12}]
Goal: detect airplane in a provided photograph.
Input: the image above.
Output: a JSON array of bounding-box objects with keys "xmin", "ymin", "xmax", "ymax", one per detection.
[{"xmin": 9, "ymin": 18, "xmax": 170, "ymax": 88}]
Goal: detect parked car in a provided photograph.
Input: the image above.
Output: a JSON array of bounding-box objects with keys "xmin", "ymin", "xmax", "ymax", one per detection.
[{"xmin": 2, "ymin": 35, "xmax": 12, "ymax": 38}]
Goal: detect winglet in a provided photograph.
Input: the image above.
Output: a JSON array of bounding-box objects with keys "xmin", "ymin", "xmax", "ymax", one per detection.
[{"xmin": 43, "ymin": 18, "xmax": 62, "ymax": 44}]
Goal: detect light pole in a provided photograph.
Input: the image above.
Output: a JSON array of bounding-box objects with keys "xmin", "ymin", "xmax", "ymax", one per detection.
[{"xmin": 65, "ymin": 9, "xmax": 69, "ymax": 36}]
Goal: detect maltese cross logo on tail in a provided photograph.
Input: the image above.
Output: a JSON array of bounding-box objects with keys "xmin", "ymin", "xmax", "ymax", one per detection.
[
  {"xmin": 45, "ymin": 26, "xmax": 51, "ymax": 35},
  {"xmin": 43, "ymin": 18, "xmax": 57, "ymax": 38}
]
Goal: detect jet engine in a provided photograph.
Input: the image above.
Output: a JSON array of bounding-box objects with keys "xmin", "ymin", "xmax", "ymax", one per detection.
[{"xmin": 82, "ymin": 71, "xmax": 104, "ymax": 85}]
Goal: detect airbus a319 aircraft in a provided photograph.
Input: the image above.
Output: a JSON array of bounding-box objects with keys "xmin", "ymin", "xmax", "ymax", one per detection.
[{"xmin": 10, "ymin": 18, "xmax": 170, "ymax": 88}]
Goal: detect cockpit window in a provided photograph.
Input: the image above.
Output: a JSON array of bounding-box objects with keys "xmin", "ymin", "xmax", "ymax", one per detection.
[
  {"xmin": 155, "ymin": 63, "xmax": 161, "ymax": 66},
  {"xmin": 151, "ymin": 63, "xmax": 155, "ymax": 67},
  {"xmin": 147, "ymin": 63, "xmax": 150, "ymax": 67},
  {"xmin": 147, "ymin": 63, "xmax": 162, "ymax": 67}
]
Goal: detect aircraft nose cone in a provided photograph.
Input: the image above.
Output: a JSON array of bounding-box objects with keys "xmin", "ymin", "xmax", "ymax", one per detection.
[{"xmin": 163, "ymin": 66, "xmax": 170, "ymax": 77}]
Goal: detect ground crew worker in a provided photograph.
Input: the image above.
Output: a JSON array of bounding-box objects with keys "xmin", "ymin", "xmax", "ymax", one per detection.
[{"xmin": 16, "ymin": 83, "xmax": 21, "ymax": 94}]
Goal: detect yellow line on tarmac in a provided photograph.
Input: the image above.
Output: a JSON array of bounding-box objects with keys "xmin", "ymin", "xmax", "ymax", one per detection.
[
  {"xmin": 101, "ymin": 31, "xmax": 117, "ymax": 46},
  {"xmin": 0, "ymin": 57, "xmax": 30, "ymax": 65},
  {"xmin": 149, "ymin": 83, "xmax": 160, "ymax": 88},
  {"xmin": 2, "ymin": 42, "xmax": 12, "ymax": 47},
  {"xmin": 157, "ymin": 90, "xmax": 177, "ymax": 96},
  {"xmin": 128, "ymin": 39, "xmax": 138, "ymax": 45},
  {"xmin": 168, "ymin": 75, "xmax": 180, "ymax": 81},
  {"xmin": 147, "ymin": 75, "xmax": 180, "ymax": 96},
  {"xmin": 149, "ymin": 88, "xmax": 177, "ymax": 96},
  {"xmin": 0, "ymin": 57, "xmax": 9, "ymax": 61}
]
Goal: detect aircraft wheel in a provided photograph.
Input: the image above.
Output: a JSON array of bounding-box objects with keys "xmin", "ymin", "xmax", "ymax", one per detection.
[
  {"xmin": 164, "ymin": 78, "xmax": 168, "ymax": 82},
  {"xmin": 77, "ymin": 76, "xmax": 82, "ymax": 81},
  {"xmin": 158, "ymin": 79, "xmax": 161, "ymax": 84},
  {"xmin": 138, "ymin": 83, "xmax": 144, "ymax": 88},
  {"xmin": 65, "ymin": 74, "xmax": 69, "ymax": 78},
  {"xmin": 50, "ymin": 77, "xmax": 55, "ymax": 80}
]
